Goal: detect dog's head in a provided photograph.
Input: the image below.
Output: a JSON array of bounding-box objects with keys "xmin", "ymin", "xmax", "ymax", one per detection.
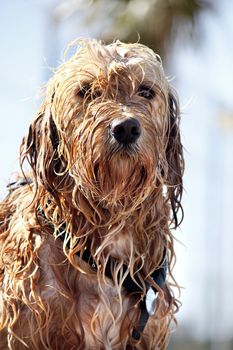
[{"xmin": 21, "ymin": 39, "xmax": 183, "ymax": 226}]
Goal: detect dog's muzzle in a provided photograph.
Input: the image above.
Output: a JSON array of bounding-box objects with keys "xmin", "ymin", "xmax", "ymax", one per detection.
[{"xmin": 110, "ymin": 117, "xmax": 141, "ymax": 145}]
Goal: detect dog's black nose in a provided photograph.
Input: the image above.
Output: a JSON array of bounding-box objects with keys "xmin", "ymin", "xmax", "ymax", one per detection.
[{"xmin": 111, "ymin": 118, "xmax": 141, "ymax": 145}]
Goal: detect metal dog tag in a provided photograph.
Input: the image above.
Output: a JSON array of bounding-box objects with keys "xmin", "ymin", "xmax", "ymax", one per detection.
[{"xmin": 145, "ymin": 287, "xmax": 158, "ymax": 315}]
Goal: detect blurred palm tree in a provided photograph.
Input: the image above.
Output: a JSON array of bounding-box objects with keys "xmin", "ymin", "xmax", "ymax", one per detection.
[{"xmin": 53, "ymin": 0, "xmax": 212, "ymax": 58}]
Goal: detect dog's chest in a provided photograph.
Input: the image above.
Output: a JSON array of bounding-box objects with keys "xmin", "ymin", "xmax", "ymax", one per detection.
[{"xmin": 36, "ymin": 236, "xmax": 135, "ymax": 347}]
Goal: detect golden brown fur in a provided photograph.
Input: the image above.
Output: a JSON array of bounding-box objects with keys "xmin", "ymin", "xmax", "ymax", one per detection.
[{"xmin": 0, "ymin": 39, "xmax": 184, "ymax": 349}]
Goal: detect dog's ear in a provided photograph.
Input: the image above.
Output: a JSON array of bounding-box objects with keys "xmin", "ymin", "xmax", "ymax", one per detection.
[
  {"xmin": 20, "ymin": 102, "xmax": 67, "ymax": 198},
  {"xmin": 165, "ymin": 90, "xmax": 184, "ymax": 228}
]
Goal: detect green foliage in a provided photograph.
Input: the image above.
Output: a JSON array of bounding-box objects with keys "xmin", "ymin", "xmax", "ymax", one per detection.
[{"xmin": 54, "ymin": 0, "xmax": 212, "ymax": 57}]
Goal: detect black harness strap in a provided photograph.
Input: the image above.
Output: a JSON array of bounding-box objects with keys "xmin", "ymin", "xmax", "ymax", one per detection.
[
  {"xmin": 132, "ymin": 259, "xmax": 167, "ymax": 340},
  {"xmin": 57, "ymin": 228, "xmax": 167, "ymax": 340}
]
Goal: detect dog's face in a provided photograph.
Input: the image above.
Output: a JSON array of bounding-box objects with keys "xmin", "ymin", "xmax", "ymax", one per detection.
[{"xmin": 23, "ymin": 40, "xmax": 183, "ymax": 222}]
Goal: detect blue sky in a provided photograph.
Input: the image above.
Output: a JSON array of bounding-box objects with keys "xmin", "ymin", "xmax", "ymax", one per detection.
[
  {"xmin": 173, "ymin": 0, "xmax": 233, "ymax": 340},
  {"xmin": 0, "ymin": 2, "xmax": 46, "ymax": 195}
]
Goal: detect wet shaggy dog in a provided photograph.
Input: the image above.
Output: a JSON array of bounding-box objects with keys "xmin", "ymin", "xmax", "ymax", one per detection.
[{"xmin": 0, "ymin": 39, "xmax": 184, "ymax": 349}]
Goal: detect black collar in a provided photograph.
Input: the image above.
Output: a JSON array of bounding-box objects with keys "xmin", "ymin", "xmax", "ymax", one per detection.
[{"xmin": 57, "ymin": 227, "xmax": 167, "ymax": 340}]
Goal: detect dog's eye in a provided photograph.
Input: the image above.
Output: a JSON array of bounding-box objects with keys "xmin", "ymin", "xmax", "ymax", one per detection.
[
  {"xmin": 138, "ymin": 85, "xmax": 155, "ymax": 100},
  {"xmin": 78, "ymin": 86, "xmax": 90, "ymax": 99},
  {"xmin": 77, "ymin": 86, "xmax": 101, "ymax": 100}
]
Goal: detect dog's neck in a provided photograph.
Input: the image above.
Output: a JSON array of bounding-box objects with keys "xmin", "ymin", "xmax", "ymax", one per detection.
[
  {"xmin": 62, "ymin": 188, "xmax": 168, "ymax": 267},
  {"xmin": 36, "ymin": 184, "xmax": 168, "ymax": 272}
]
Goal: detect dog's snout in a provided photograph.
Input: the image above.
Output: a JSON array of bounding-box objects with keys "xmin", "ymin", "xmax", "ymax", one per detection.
[{"xmin": 111, "ymin": 118, "xmax": 141, "ymax": 145}]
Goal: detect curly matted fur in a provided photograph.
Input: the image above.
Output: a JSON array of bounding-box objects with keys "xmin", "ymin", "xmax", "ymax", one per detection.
[{"xmin": 0, "ymin": 39, "xmax": 184, "ymax": 349}]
